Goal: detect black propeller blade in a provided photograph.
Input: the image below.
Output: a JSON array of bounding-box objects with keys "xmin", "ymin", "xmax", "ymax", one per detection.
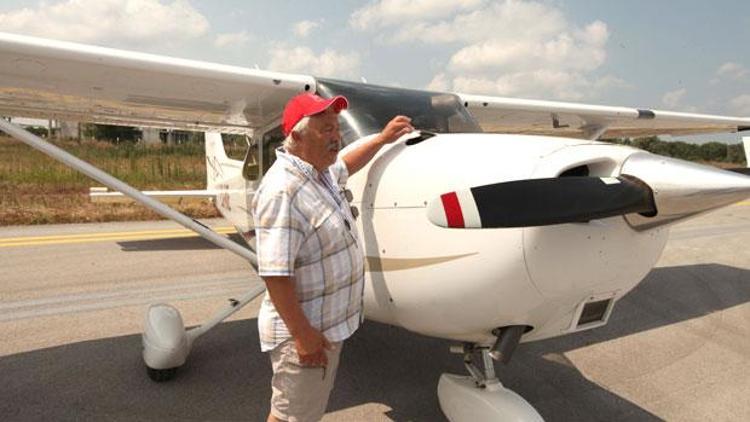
[
  {"xmin": 427, "ymin": 175, "xmax": 656, "ymax": 228},
  {"xmin": 728, "ymin": 168, "xmax": 750, "ymax": 176}
]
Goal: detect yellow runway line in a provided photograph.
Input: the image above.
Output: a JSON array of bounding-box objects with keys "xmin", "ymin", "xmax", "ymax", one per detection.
[
  {"xmin": 0, "ymin": 226, "xmax": 237, "ymax": 248},
  {"xmin": 0, "ymin": 227, "xmax": 235, "ymax": 242}
]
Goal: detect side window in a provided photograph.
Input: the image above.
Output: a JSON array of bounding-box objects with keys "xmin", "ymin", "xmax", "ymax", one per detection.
[{"xmin": 262, "ymin": 125, "xmax": 285, "ymax": 175}]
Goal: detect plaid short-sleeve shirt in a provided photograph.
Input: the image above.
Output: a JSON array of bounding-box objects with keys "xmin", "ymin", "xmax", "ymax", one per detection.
[{"xmin": 252, "ymin": 148, "xmax": 365, "ymax": 352}]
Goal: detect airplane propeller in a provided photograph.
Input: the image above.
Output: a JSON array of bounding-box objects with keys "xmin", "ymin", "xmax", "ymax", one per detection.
[
  {"xmin": 729, "ymin": 167, "xmax": 750, "ymax": 176},
  {"xmin": 427, "ymin": 175, "xmax": 657, "ymax": 228}
]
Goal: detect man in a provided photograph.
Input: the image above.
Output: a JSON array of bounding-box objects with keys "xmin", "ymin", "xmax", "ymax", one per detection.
[{"xmin": 252, "ymin": 92, "xmax": 413, "ymax": 422}]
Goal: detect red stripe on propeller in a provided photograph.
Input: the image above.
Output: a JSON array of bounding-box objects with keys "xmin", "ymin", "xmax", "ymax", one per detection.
[{"xmin": 440, "ymin": 192, "xmax": 465, "ymax": 228}]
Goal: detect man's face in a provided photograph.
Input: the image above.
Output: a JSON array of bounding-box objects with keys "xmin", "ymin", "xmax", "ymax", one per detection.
[{"xmin": 299, "ymin": 108, "xmax": 341, "ymax": 171}]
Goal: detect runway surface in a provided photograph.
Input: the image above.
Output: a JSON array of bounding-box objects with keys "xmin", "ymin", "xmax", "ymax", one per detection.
[{"xmin": 1, "ymin": 205, "xmax": 749, "ymax": 421}]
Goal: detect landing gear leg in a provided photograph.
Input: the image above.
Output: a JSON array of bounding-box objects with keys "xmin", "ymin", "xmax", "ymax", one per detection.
[
  {"xmin": 438, "ymin": 329, "xmax": 543, "ymax": 421},
  {"xmin": 460, "ymin": 343, "xmax": 500, "ymax": 389}
]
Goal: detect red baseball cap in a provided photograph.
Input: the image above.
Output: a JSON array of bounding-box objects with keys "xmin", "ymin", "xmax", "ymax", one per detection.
[{"xmin": 282, "ymin": 93, "xmax": 348, "ymax": 136}]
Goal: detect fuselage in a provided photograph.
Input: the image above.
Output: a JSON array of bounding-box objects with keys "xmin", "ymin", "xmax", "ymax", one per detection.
[
  {"xmin": 346, "ymin": 133, "xmax": 669, "ymax": 345},
  {"xmin": 213, "ymin": 132, "xmax": 671, "ymax": 346}
]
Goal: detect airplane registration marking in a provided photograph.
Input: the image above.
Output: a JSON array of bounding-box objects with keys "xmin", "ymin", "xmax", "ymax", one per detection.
[{"xmin": 0, "ymin": 227, "xmax": 236, "ymax": 248}]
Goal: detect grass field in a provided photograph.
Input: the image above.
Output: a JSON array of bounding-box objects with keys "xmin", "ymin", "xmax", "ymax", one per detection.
[{"xmin": 0, "ymin": 136, "xmax": 245, "ymax": 225}]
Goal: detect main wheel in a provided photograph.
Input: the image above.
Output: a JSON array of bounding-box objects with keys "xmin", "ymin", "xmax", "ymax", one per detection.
[{"xmin": 146, "ymin": 366, "xmax": 177, "ymax": 382}]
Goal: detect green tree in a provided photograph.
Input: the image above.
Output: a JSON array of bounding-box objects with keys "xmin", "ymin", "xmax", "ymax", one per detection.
[
  {"xmin": 698, "ymin": 142, "xmax": 727, "ymax": 162},
  {"xmin": 603, "ymin": 136, "xmax": 742, "ymax": 163},
  {"xmin": 726, "ymin": 143, "xmax": 745, "ymax": 164}
]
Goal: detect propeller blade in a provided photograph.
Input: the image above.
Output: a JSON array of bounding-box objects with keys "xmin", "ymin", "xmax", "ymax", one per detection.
[
  {"xmin": 728, "ymin": 167, "xmax": 750, "ymax": 176},
  {"xmin": 427, "ymin": 176, "xmax": 656, "ymax": 228}
]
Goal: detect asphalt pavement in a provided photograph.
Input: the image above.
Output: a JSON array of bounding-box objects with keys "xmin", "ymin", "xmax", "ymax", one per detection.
[{"xmin": 1, "ymin": 206, "xmax": 749, "ymax": 421}]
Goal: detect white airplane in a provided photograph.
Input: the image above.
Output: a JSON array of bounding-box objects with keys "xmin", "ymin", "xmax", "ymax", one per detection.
[{"xmin": 2, "ymin": 32, "xmax": 750, "ymax": 421}]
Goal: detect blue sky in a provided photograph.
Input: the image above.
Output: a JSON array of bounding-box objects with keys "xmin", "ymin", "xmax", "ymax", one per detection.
[{"xmin": 2, "ymin": 0, "xmax": 749, "ymax": 140}]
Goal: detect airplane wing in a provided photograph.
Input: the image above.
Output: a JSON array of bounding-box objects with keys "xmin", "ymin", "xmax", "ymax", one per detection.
[
  {"xmin": 3, "ymin": 32, "xmax": 748, "ymax": 141},
  {"xmin": 459, "ymin": 93, "xmax": 750, "ymax": 140},
  {"xmin": 0, "ymin": 32, "xmax": 315, "ymax": 134}
]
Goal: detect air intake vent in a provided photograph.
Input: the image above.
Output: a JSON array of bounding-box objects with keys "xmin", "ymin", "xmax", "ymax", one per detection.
[
  {"xmin": 577, "ymin": 298, "xmax": 612, "ymax": 327},
  {"xmin": 405, "ymin": 131, "xmax": 436, "ymax": 146},
  {"xmin": 559, "ymin": 165, "xmax": 590, "ymax": 177}
]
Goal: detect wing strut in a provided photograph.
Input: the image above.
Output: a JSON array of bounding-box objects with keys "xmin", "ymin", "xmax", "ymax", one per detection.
[
  {"xmin": 0, "ymin": 119, "xmax": 257, "ymax": 268},
  {"xmin": 1, "ymin": 119, "xmax": 269, "ymax": 379}
]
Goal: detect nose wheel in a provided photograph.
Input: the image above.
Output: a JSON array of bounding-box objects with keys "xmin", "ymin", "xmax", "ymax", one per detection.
[{"xmin": 438, "ymin": 327, "xmax": 543, "ymax": 421}]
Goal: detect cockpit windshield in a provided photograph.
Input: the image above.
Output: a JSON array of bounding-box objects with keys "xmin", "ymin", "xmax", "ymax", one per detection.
[{"xmin": 316, "ymin": 78, "xmax": 482, "ymax": 147}]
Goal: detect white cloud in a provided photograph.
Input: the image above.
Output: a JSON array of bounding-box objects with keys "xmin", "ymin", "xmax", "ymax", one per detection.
[
  {"xmin": 427, "ymin": 72, "xmax": 450, "ymax": 91},
  {"xmin": 214, "ymin": 31, "xmax": 251, "ymax": 48},
  {"xmin": 293, "ymin": 20, "xmax": 323, "ymax": 38},
  {"xmin": 351, "ymin": 0, "xmax": 616, "ymax": 100},
  {"xmin": 0, "ymin": 0, "xmax": 209, "ymax": 47},
  {"xmin": 662, "ymin": 88, "xmax": 687, "ymax": 109},
  {"xmin": 729, "ymin": 94, "xmax": 750, "ymax": 115},
  {"xmin": 267, "ymin": 44, "xmax": 360, "ymax": 79},
  {"xmin": 448, "ymin": 21, "xmax": 608, "ymax": 75},
  {"xmin": 350, "ymin": 0, "xmax": 483, "ymax": 30},
  {"xmin": 450, "ymin": 71, "xmax": 627, "ymax": 101},
  {"xmin": 387, "ymin": 1, "xmax": 567, "ymax": 45},
  {"xmin": 717, "ymin": 62, "xmax": 748, "ymax": 81}
]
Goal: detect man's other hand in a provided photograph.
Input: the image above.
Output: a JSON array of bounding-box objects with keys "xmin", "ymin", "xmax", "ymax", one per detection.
[
  {"xmin": 295, "ymin": 326, "xmax": 333, "ymax": 367},
  {"xmin": 378, "ymin": 115, "xmax": 414, "ymax": 144}
]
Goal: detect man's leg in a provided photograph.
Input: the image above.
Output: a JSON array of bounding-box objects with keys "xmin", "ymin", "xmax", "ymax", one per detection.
[{"xmin": 269, "ymin": 339, "xmax": 343, "ymax": 422}]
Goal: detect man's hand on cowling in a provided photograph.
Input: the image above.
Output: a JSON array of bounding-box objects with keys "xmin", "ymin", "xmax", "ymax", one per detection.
[
  {"xmin": 376, "ymin": 115, "xmax": 415, "ymax": 145},
  {"xmin": 295, "ymin": 326, "xmax": 333, "ymax": 367}
]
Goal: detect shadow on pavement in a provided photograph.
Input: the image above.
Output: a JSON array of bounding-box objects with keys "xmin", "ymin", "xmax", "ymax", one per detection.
[
  {"xmin": 117, "ymin": 233, "xmax": 247, "ymax": 252},
  {"xmin": 1, "ymin": 263, "xmax": 748, "ymax": 421}
]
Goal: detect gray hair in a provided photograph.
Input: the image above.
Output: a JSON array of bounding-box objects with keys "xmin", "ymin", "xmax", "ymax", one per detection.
[{"xmin": 282, "ymin": 116, "xmax": 310, "ymax": 151}]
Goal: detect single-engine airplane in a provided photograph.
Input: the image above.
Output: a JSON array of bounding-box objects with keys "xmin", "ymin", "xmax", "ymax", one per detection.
[{"xmin": 2, "ymin": 32, "xmax": 750, "ymax": 421}]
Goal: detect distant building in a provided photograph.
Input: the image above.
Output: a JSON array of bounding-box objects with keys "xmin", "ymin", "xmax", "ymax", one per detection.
[
  {"xmin": 59, "ymin": 121, "xmax": 81, "ymax": 140},
  {"xmin": 6, "ymin": 117, "xmax": 197, "ymax": 144},
  {"xmin": 8, "ymin": 117, "xmax": 80, "ymax": 140},
  {"xmin": 141, "ymin": 127, "xmax": 191, "ymax": 145},
  {"xmin": 141, "ymin": 127, "xmax": 161, "ymax": 145}
]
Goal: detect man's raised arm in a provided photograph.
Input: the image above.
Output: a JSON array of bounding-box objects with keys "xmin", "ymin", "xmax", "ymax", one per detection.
[{"xmin": 342, "ymin": 115, "xmax": 414, "ymax": 175}]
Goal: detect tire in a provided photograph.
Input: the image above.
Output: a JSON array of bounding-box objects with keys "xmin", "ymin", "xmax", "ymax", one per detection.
[{"xmin": 146, "ymin": 366, "xmax": 177, "ymax": 382}]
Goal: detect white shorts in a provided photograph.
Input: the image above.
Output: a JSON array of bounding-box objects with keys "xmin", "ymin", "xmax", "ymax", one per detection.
[{"xmin": 269, "ymin": 339, "xmax": 343, "ymax": 422}]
